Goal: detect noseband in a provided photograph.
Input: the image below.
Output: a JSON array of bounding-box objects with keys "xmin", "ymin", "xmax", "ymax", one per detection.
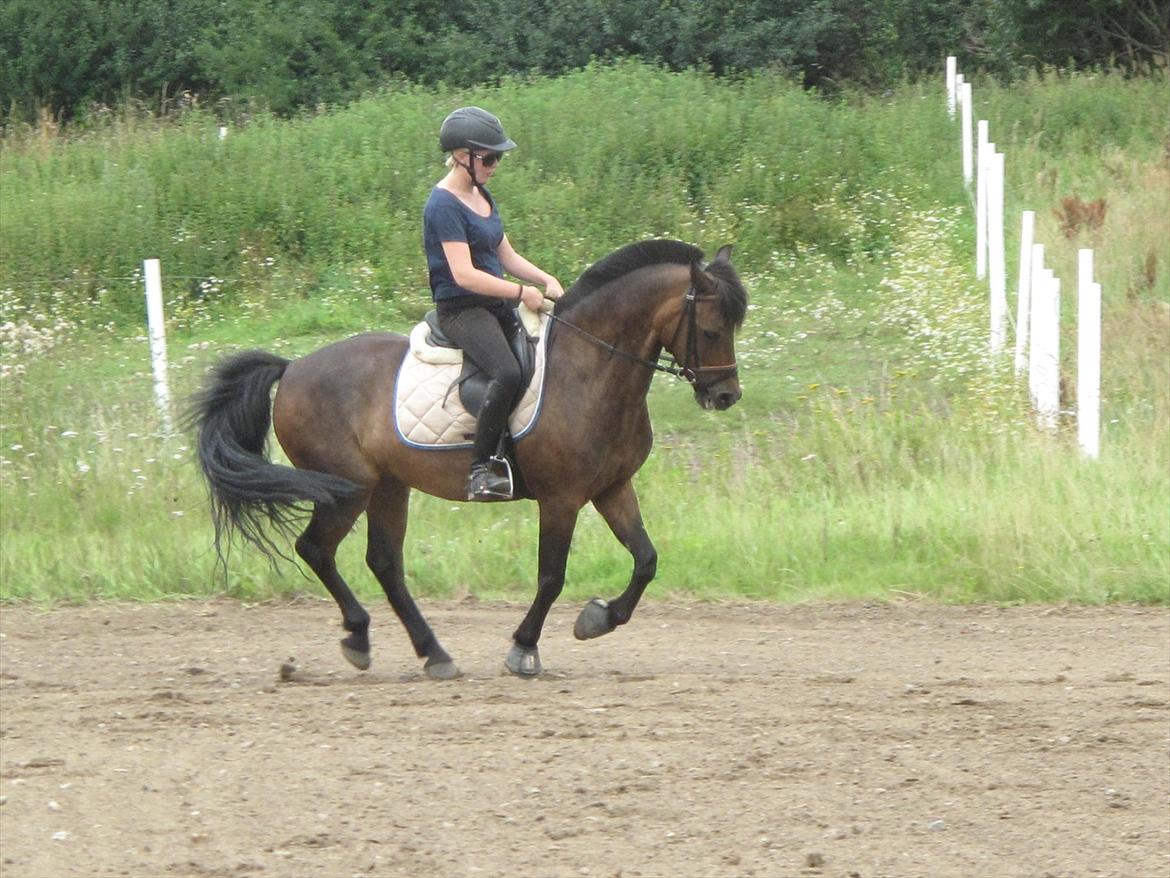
[
  {"xmin": 547, "ymin": 285, "xmax": 739, "ymax": 389},
  {"xmin": 666, "ymin": 286, "xmax": 740, "ymax": 387}
]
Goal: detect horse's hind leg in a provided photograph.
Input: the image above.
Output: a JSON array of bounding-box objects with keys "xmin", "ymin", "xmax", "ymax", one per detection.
[
  {"xmin": 574, "ymin": 479, "xmax": 657, "ymax": 641},
  {"xmin": 366, "ymin": 479, "xmax": 459, "ymax": 680},
  {"xmin": 296, "ymin": 499, "xmax": 373, "ymax": 670}
]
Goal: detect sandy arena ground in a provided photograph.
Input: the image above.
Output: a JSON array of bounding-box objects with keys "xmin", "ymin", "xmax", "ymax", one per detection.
[{"xmin": 0, "ymin": 598, "xmax": 1167, "ymax": 878}]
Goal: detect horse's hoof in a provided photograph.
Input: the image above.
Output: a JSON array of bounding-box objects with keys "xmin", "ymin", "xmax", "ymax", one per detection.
[
  {"xmin": 424, "ymin": 658, "xmax": 461, "ymax": 680},
  {"xmin": 504, "ymin": 643, "xmax": 542, "ymax": 677},
  {"xmin": 574, "ymin": 598, "xmax": 613, "ymax": 640},
  {"xmin": 341, "ymin": 641, "xmax": 371, "ymax": 671}
]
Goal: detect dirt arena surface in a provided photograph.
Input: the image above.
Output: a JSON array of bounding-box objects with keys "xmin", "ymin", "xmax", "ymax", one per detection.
[{"xmin": 0, "ymin": 599, "xmax": 1167, "ymax": 878}]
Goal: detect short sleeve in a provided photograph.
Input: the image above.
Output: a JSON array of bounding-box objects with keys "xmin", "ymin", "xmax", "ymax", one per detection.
[{"xmin": 425, "ymin": 197, "xmax": 467, "ymax": 244}]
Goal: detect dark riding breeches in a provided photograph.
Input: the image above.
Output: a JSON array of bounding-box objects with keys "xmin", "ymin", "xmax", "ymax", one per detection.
[{"xmin": 436, "ymin": 305, "xmax": 523, "ymax": 463}]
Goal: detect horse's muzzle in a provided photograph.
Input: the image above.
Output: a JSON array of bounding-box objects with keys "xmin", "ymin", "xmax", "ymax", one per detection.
[{"xmin": 695, "ymin": 381, "xmax": 742, "ymax": 411}]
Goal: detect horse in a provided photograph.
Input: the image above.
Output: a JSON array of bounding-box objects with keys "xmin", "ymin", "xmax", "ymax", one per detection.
[{"xmin": 188, "ymin": 239, "xmax": 748, "ymax": 678}]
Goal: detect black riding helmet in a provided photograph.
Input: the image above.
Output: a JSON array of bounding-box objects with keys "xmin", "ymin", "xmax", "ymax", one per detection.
[{"xmin": 439, "ymin": 106, "xmax": 517, "ymax": 154}]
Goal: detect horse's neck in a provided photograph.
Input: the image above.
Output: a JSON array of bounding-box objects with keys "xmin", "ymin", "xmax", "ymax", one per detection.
[
  {"xmin": 565, "ymin": 267, "xmax": 686, "ymax": 360},
  {"xmin": 546, "ymin": 269, "xmax": 686, "ymax": 418}
]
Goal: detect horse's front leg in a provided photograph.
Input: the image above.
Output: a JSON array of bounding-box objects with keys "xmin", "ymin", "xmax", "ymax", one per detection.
[
  {"xmin": 507, "ymin": 499, "xmax": 579, "ymax": 676},
  {"xmin": 574, "ymin": 479, "xmax": 657, "ymax": 641}
]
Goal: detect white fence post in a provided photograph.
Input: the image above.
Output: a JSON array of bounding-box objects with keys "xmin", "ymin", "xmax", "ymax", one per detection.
[
  {"xmin": 1033, "ymin": 270, "xmax": 1061, "ymax": 432},
  {"xmin": 960, "ymin": 80, "xmax": 973, "ymax": 187},
  {"xmin": 1014, "ymin": 211, "xmax": 1036, "ymax": 374},
  {"xmin": 944, "ymin": 57, "xmax": 1097, "ymax": 448},
  {"xmin": 1078, "ymin": 249, "xmax": 1101, "ymax": 458},
  {"xmin": 143, "ymin": 259, "xmax": 173, "ymax": 436},
  {"xmin": 976, "ymin": 120, "xmax": 990, "ymax": 279},
  {"xmin": 1028, "ymin": 244, "xmax": 1046, "ymax": 406},
  {"xmin": 946, "ymin": 56, "xmax": 957, "ymax": 118},
  {"xmin": 988, "ymin": 150, "xmax": 1007, "ymax": 353}
]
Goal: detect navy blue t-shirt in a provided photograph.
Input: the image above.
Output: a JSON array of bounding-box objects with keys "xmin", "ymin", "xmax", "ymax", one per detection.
[{"xmin": 423, "ymin": 186, "xmax": 506, "ymax": 308}]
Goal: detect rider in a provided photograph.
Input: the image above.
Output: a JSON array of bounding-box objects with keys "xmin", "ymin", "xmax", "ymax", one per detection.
[{"xmin": 424, "ymin": 106, "xmax": 564, "ymax": 500}]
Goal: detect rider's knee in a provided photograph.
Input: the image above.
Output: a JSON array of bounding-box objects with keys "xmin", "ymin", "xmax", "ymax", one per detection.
[{"xmin": 494, "ymin": 361, "xmax": 523, "ymax": 396}]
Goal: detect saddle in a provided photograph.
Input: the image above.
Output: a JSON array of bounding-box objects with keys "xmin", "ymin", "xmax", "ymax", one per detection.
[
  {"xmin": 396, "ymin": 303, "xmax": 551, "ymax": 451},
  {"xmin": 422, "ymin": 309, "xmax": 537, "ymax": 416}
]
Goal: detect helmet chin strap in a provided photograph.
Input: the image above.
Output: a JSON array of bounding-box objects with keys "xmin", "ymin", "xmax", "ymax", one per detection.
[{"xmin": 456, "ymin": 153, "xmax": 487, "ymax": 195}]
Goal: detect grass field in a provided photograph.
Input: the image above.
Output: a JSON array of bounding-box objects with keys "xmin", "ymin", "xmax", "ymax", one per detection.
[{"xmin": 1, "ymin": 63, "xmax": 1167, "ymax": 604}]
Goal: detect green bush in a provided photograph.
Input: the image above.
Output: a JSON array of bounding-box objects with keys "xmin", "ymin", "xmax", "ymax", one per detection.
[
  {"xmin": 0, "ymin": 64, "xmax": 962, "ymax": 321},
  {"xmin": 4, "ymin": 0, "xmax": 1164, "ymax": 123}
]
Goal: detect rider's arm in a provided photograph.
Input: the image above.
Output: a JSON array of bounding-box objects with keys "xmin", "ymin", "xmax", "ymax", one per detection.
[
  {"xmin": 442, "ymin": 239, "xmax": 546, "ymax": 310},
  {"xmin": 498, "ymin": 235, "xmax": 564, "ymax": 300}
]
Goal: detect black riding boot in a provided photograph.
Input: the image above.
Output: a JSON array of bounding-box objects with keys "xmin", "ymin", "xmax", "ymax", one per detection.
[{"xmin": 467, "ymin": 379, "xmax": 514, "ymax": 501}]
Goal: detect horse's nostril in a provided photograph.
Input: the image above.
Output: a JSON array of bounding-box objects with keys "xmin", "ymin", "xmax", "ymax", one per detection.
[{"xmin": 715, "ymin": 391, "xmax": 738, "ymax": 409}]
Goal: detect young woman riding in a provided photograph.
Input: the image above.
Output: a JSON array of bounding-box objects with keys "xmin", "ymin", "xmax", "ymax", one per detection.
[{"xmin": 423, "ymin": 106, "xmax": 564, "ymax": 500}]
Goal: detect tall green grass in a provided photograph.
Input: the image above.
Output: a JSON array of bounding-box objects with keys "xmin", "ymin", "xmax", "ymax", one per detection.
[
  {"xmin": 1, "ymin": 63, "xmax": 974, "ymax": 318},
  {"xmin": 1, "ymin": 64, "xmax": 1167, "ymax": 605}
]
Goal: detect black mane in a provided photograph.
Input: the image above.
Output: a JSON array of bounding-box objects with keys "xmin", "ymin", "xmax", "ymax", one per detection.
[
  {"xmin": 556, "ymin": 239, "xmax": 704, "ymax": 314},
  {"xmin": 556, "ymin": 238, "xmax": 748, "ymax": 327}
]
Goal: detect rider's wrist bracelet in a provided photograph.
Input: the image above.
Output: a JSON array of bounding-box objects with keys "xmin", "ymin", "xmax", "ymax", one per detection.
[{"xmin": 516, "ymin": 283, "xmax": 524, "ymax": 301}]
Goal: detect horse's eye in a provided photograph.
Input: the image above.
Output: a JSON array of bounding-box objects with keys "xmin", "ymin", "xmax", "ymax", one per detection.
[{"xmin": 703, "ymin": 330, "xmax": 722, "ymax": 342}]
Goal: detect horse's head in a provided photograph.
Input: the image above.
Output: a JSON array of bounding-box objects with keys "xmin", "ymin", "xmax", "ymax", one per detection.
[
  {"xmin": 664, "ymin": 244, "xmax": 748, "ymax": 411},
  {"xmin": 556, "ymin": 238, "xmax": 748, "ymax": 409}
]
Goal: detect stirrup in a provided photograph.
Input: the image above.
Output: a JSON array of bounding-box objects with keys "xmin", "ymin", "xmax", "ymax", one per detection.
[{"xmin": 467, "ymin": 456, "xmax": 513, "ymax": 501}]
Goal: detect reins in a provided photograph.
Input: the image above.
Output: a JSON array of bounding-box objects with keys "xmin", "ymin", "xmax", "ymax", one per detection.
[{"xmin": 546, "ymin": 285, "xmax": 738, "ymax": 387}]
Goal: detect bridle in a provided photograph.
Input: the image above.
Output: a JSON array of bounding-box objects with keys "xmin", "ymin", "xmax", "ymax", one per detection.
[{"xmin": 546, "ymin": 285, "xmax": 739, "ymax": 389}]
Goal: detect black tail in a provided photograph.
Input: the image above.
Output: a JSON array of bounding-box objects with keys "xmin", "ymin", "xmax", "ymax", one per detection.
[{"xmin": 186, "ymin": 350, "xmax": 361, "ymax": 565}]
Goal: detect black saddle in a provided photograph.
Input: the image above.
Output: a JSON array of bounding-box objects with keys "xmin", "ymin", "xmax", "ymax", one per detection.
[{"xmin": 423, "ymin": 309, "xmax": 538, "ymax": 417}]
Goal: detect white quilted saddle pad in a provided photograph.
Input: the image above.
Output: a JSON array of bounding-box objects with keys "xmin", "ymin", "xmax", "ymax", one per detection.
[{"xmin": 394, "ymin": 309, "xmax": 551, "ymax": 449}]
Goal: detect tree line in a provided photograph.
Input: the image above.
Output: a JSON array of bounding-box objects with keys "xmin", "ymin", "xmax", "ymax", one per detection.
[{"xmin": 2, "ymin": 0, "xmax": 1166, "ymax": 123}]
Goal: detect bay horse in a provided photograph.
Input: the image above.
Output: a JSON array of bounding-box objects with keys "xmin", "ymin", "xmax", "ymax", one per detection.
[{"xmin": 188, "ymin": 239, "xmax": 748, "ymax": 678}]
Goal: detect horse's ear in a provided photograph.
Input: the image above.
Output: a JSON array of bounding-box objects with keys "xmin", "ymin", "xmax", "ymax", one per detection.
[
  {"xmin": 690, "ymin": 260, "xmax": 717, "ymax": 294},
  {"xmin": 713, "ymin": 244, "xmax": 734, "ymax": 263}
]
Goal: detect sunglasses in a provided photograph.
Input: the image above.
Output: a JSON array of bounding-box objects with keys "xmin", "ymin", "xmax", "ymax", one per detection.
[{"xmin": 473, "ymin": 151, "xmax": 503, "ymax": 167}]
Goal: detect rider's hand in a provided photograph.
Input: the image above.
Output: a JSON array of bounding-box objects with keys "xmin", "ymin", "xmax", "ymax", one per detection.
[
  {"xmin": 543, "ymin": 277, "xmax": 565, "ymax": 301},
  {"xmin": 519, "ymin": 285, "xmax": 544, "ymax": 311}
]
